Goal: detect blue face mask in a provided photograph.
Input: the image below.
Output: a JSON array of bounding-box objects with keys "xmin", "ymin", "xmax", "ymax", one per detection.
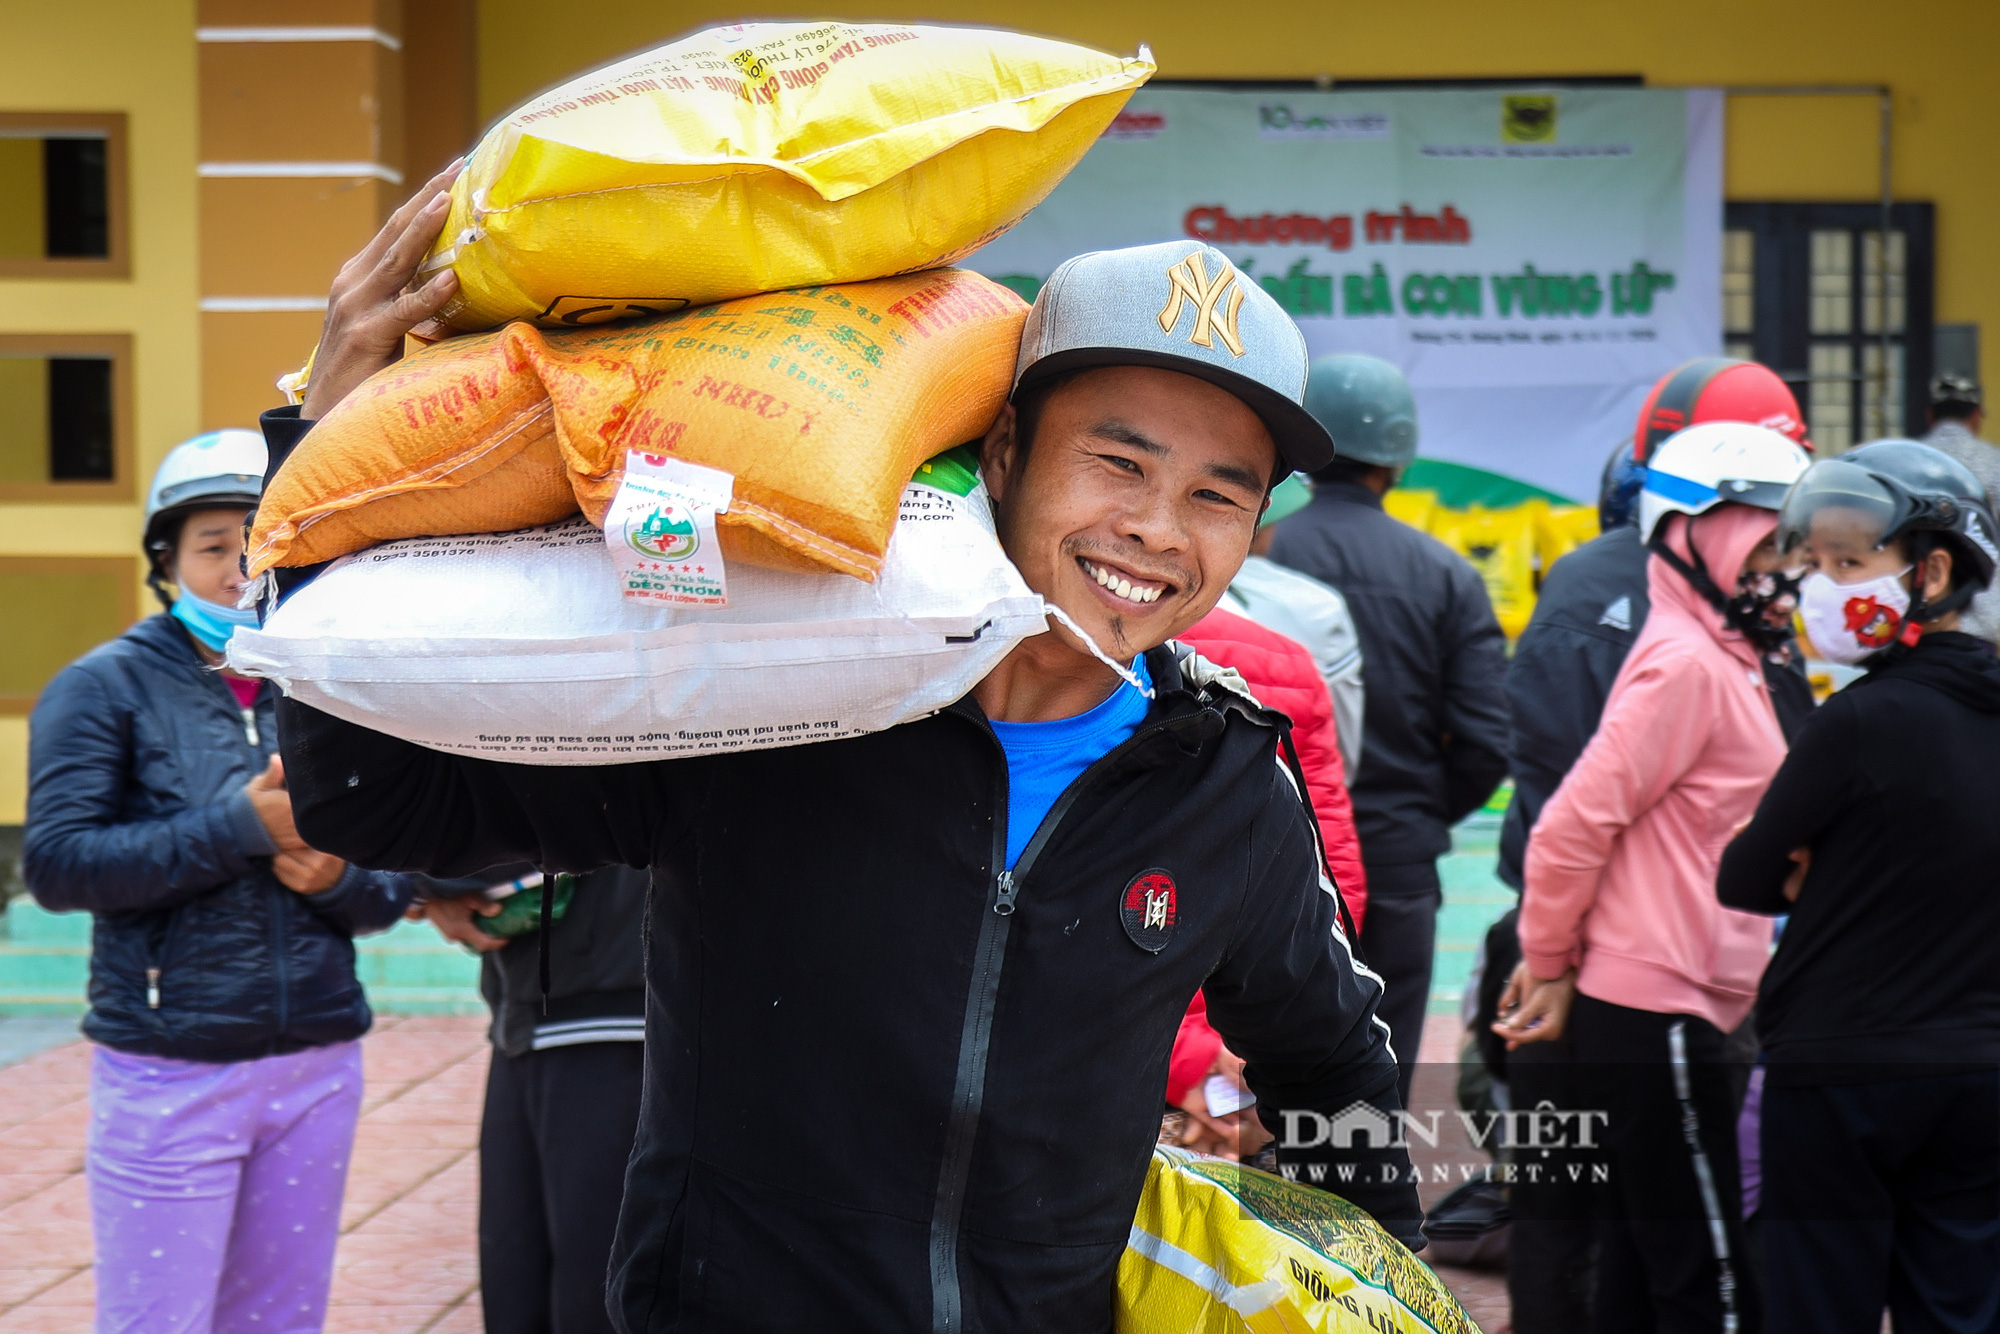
[{"xmin": 170, "ymin": 580, "xmax": 258, "ymax": 652}]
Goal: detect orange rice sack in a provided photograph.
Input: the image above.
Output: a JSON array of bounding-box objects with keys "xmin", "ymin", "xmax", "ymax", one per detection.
[{"xmin": 249, "ymin": 270, "xmax": 1027, "ymax": 582}]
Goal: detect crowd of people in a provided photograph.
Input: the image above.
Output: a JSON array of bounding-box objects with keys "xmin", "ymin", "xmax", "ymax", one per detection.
[{"xmin": 18, "ymin": 164, "xmax": 2000, "ymax": 1334}]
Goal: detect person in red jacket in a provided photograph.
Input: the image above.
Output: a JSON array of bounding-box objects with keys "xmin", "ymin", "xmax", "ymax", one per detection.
[{"xmin": 1165, "ymin": 604, "xmax": 1370, "ymax": 1157}]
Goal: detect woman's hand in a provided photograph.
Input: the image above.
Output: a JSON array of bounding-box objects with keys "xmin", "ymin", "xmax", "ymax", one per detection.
[
  {"xmin": 1491, "ymin": 962, "xmax": 1579, "ymax": 1050},
  {"xmin": 1782, "ymin": 846, "xmax": 1811, "ymax": 902},
  {"xmin": 298, "ymin": 161, "xmax": 465, "ymax": 421},
  {"xmin": 273, "ymin": 848, "xmax": 346, "ymax": 894},
  {"xmin": 245, "ymin": 755, "xmax": 305, "ymax": 850}
]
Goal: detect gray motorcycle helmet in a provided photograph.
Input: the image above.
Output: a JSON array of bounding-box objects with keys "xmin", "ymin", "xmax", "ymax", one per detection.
[{"xmin": 1302, "ymin": 353, "xmax": 1418, "ymax": 469}]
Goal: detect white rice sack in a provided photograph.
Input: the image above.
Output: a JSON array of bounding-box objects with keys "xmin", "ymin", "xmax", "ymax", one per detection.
[{"xmin": 228, "ymin": 482, "xmax": 1046, "ymax": 764}]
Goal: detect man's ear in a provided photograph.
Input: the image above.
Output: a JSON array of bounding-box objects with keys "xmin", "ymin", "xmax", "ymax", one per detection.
[{"xmin": 979, "ymin": 402, "xmax": 1020, "ymax": 505}]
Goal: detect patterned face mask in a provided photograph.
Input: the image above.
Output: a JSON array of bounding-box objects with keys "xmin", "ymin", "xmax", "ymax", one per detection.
[{"xmin": 1726, "ymin": 564, "xmax": 1803, "ymax": 656}]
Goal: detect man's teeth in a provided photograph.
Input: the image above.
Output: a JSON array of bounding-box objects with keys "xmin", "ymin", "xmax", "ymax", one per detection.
[{"xmin": 1088, "ymin": 561, "xmax": 1161, "ymax": 604}]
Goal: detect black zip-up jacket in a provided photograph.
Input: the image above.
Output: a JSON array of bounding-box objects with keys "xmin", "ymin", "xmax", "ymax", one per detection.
[
  {"xmin": 1269, "ymin": 480, "xmax": 1510, "ymax": 867},
  {"xmin": 277, "ymin": 649, "xmax": 1421, "ymax": 1331},
  {"xmin": 23, "ymin": 615, "xmax": 413, "ymax": 1060},
  {"xmin": 1718, "ymin": 632, "xmax": 2000, "ymax": 1083},
  {"xmin": 1496, "ymin": 525, "xmax": 1652, "ymax": 890}
]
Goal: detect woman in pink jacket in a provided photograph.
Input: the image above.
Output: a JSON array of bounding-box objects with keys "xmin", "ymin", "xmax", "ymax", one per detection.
[{"xmin": 1494, "ymin": 422, "xmax": 1811, "ymax": 1334}]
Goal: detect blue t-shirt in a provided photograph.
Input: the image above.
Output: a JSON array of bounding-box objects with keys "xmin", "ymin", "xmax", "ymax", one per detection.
[{"xmin": 988, "ymin": 655, "xmax": 1152, "ymax": 870}]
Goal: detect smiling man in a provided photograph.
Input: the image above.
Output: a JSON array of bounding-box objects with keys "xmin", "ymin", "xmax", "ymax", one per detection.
[{"xmin": 269, "ymin": 206, "xmax": 1419, "ymax": 1332}]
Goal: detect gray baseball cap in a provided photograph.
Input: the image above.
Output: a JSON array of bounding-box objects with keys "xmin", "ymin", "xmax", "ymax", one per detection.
[{"xmin": 1012, "ymin": 239, "xmax": 1335, "ymax": 474}]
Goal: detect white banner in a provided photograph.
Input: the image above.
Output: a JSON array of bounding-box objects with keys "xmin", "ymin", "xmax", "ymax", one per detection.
[{"xmin": 969, "ymin": 85, "xmax": 1723, "ymax": 501}]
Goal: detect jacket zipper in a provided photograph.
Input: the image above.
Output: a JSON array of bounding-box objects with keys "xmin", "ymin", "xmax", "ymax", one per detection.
[
  {"xmin": 926, "ymin": 712, "xmax": 1176, "ymax": 1333},
  {"xmin": 228, "ymin": 676, "xmax": 290, "ymax": 1037}
]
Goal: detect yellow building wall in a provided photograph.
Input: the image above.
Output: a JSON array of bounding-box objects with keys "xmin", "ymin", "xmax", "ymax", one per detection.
[
  {"xmin": 0, "ymin": 0, "xmax": 201, "ymax": 823},
  {"xmin": 477, "ymin": 0, "xmax": 1999, "ymax": 393}
]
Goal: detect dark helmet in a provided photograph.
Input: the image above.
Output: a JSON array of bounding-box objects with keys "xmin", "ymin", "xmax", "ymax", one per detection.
[
  {"xmin": 1778, "ymin": 438, "xmax": 1999, "ymax": 616},
  {"xmin": 1598, "ymin": 436, "xmax": 1645, "ymax": 530},
  {"xmin": 1930, "ymin": 372, "xmax": 1982, "ymax": 416}
]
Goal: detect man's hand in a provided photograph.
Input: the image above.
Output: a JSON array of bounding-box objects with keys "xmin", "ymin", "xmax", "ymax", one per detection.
[
  {"xmin": 1171, "ymin": 1047, "xmax": 1274, "ymax": 1162},
  {"xmin": 299, "ymin": 162, "xmax": 464, "ymax": 420},
  {"xmin": 1491, "ymin": 962, "xmax": 1578, "ymax": 1051},
  {"xmin": 1782, "ymin": 846, "xmax": 1811, "ymax": 902},
  {"xmin": 273, "ymin": 848, "xmax": 346, "ymax": 895},
  {"xmin": 422, "ymin": 895, "xmax": 508, "ymax": 953},
  {"xmin": 245, "ymin": 754, "xmax": 306, "ymax": 851}
]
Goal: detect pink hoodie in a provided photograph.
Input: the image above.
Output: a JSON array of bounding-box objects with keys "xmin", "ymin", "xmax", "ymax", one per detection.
[{"xmin": 1520, "ymin": 504, "xmax": 1786, "ymax": 1032}]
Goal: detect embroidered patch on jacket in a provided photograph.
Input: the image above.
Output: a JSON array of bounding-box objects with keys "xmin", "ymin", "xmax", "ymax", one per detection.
[{"xmin": 1121, "ymin": 869, "xmax": 1179, "ymax": 953}]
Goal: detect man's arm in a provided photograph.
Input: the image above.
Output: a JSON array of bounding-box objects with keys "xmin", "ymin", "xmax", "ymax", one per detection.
[
  {"xmin": 1438, "ymin": 566, "xmax": 1511, "ymax": 825},
  {"xmin": 278, "ymin": 696, "xmax": 663, "ymax": 878},
  {"xmin": 1717, "ymin": 700, "xmax": 1859, "ymax": 914},
  {"xmin": 1203, "ymin": 768, "xmax": 1424, "ymax": 1251}
]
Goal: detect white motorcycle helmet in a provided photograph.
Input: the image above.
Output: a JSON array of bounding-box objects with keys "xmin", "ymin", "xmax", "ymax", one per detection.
[
  {"xmin": 1637, "ymin": 421, "xmax": 1811, "ymax": 545},
  {"xmin": 143, "ymin": 429, "xmax": 267, "ymax": 604}
]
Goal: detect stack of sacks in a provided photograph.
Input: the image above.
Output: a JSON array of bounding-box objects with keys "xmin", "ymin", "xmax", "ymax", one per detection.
[
  {"xmin": 247, "ymin": 269, "xmax": 1033, "ymax": 584},
  {"xmin": 228, "ymin": 449, "xmax": 1048, "ymax": 765},
  {"xmin": 232, "ymin": 22, "xmax": 1156, "ymax": 763}
]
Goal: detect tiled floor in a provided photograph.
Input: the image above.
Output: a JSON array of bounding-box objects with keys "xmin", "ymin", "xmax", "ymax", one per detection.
[
  {"xmin": 0, "ymin": 1011, "xmax": 1507, "ymax": 1333},
  {"xmin": 0, "ymin": 1015, "xmax": 489, "ymax": 1334},
  {"xmin": 1412, "ymin": 1011, "xmax": 1512, "ymax": 1333}
]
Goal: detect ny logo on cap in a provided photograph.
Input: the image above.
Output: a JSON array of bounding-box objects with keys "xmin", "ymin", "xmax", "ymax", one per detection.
[{"xmin": 1157, "ymin": 252, "xmax": 1247, "ymax": 358}]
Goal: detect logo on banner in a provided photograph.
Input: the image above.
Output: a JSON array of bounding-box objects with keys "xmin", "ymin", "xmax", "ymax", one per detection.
[
  {"xmin": 1502, "ymin": 95, "xmax": 1558, "ymax": 143},
  {"xmin": 1102, "ymin": 109, "xmax": 1166, "ymax": 140},
  {"xmin": 1120, "ymin": 870, "xmax": 1178, "ymax": 952},
  {"xmin": 1256, "ymin": 105, "xmax": 1391, "ymax": 141},
  {"xmin": 1158, "ymin": 253, "xmax": 1247, "ymax": 357}
]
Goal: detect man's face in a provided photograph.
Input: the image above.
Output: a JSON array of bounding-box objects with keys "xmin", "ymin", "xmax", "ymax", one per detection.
[{"xmin": 982, "ymin": 365, "xmax": 1277, "ymax": 661}]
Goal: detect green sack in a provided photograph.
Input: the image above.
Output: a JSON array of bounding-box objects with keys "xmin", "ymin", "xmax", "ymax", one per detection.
[{"xmin": 475, "ymin": 872, "xmax": 575, "ymax": 938}]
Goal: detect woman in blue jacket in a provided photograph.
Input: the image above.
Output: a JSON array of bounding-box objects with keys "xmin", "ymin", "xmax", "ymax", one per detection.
[{"xmin": 23, "ymin": 430, "xmax": 413, "ymax": 1334}]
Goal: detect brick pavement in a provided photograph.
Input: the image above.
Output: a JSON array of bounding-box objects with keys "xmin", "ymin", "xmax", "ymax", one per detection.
[
  {"xmin": 0, "ymin": 1015, "xmax": 490, "ymax": 1334},
  {"xmin": 1412, "ymin": 1011, "xmax": 1512, "ymax": 1334},
  {"xmin": 0, "ymin": 1011, "xmax": 1510, "ymax": 1333}
]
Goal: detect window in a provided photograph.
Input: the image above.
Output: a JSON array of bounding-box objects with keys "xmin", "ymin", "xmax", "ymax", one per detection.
[
  {"xmin": 1721, "ymin": 228, "xmax": 1755, "ymax": 362},
  {"xmin": 0, "ymin": 334, "xmax": 133, "ymax": 501},
  {"xmin": 0, "ymin": 113, "xmax": 128, "ymax": 278},
  {"xmin": 1723, "ymin": 202, "xmax": 1934, "ymax": 454},
  {"xmin": 0, "ymin": 557, "xmax": 138, "ymax": 714}
]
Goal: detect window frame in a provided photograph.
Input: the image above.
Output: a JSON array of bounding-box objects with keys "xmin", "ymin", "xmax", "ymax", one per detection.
[
  {"xmin": 0, "ymin": 555, "xmax": 139, "ymax": 715},
  {"xmin": 0, "ymin": 112, "xmax": 129, "ymax": 279},
  {"xmin": 0, "ymin": 332, "xmax": 135, "ymax": 502},
  {"xmin": 1723, "ymin": 201, "xmax": 1936, "ymax": 443}
]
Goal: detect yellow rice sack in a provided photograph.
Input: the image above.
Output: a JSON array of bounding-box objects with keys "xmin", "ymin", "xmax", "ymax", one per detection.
[
  {"xmin": 1118, "ymin": 1148, "xmax": 1480, "ymax": 1334},
  {"xmin": 1382, "ymin": 488, "xmax": 1440, "ymax": 535},
  {"xmin": 1430, "ymin": 505, "xmax": 1540, "ymax": 638},
  {"xmin": 416, "ymin": 21, "xmax": 1154, "ymax": 334},
  {"xmin": 249, "ymin": 269, "xmax": 1027, "ymax": 582},
  {"xmin": 1534, "ymin": 502, "xmax": 1600, "ymax": 572}
]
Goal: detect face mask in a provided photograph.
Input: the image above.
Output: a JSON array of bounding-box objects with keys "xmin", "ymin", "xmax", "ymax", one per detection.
[
  {"xmin": 170, "ymin": 580, "xmax": 258, "ymax": 652},
  {"xmin": 1798, "ymin": 568, "xmax": 1912, "ymax": 664},
  {"xmin": 1726, "ymin": 566, "xmax": 1803, "ymax": 654}
]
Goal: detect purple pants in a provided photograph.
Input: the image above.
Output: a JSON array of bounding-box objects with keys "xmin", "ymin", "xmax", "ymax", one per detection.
[{"xmin": 87, "ymin": 1041, "xmax": 364, "ymax": 1334}]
